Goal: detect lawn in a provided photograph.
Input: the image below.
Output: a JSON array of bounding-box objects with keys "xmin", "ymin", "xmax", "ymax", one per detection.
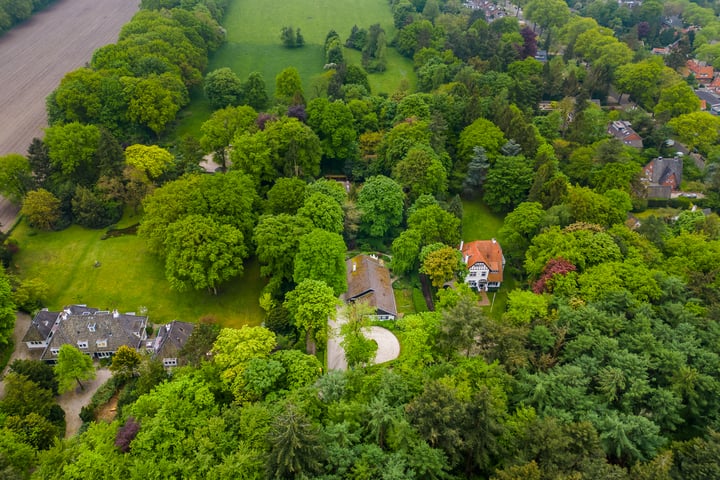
[
  {"xmin": 9, "ymin": 218, "xmax": 265, "ymax": 328},
  {"xmin": 462, "ymin": 199, "xmax": 505, "ymax": 241},
  {"xmin": 165, "ymin": 0, "xmax": 416, "ymax": 141}
]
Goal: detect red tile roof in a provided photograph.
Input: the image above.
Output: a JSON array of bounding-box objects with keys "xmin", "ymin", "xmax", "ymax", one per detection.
[{"xmin": 462, "ymin": 240, "xmax": 504, "ymax": 283}]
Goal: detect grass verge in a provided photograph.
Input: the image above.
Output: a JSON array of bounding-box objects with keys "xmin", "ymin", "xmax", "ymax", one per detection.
[{"xmin": 462, "ymin": 199, "xmax": 505, "ymax": 241}]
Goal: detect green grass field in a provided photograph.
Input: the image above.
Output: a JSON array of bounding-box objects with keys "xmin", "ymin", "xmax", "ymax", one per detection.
[
  {"xmin": 166, "ymin": 0, "xmax": 416, "ymax": 141},
  {"xmin": 462, "ymin": 200, "xmax": 505, "ymax": 241},
  {"xmin": 10, "ymin": 218, "xmax": 265, "ymax": 328}
]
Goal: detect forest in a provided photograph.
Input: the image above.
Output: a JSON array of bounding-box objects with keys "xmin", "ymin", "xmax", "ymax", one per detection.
[{"xmin": 2, "ymin": 0, "xmax": 720, "ymax": 478}]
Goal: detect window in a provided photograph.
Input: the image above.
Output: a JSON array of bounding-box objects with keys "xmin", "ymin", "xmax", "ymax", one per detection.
[
  {"xmin": 96, "ymin": 339, "xmax": 107, "ymax": 348},
  {"xmin": 96, "ymin": 351, "xmax": 112, "ymax": 359},
  {"xmin": 77, "ymin": 341, "xmax": 88, "ymax": 349},
  {"xmin": 163, "ymin": 358, "xmax": 178, "ymax": 367},
  {"xmin": 88, "ymin": 323, "xmax": 96, "ymax": 332},
  {"xmin": 50, "ymin": 348, "xmax": 59, "ymax": 356}
]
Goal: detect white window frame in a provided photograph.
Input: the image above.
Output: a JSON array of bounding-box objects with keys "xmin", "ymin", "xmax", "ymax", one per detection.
[
  {"xmin": 77, "ymin": 341, "xmax": 89, "ymax": 349},
  {"xmin": 163, "ymin": 358, "xmax": 178, "ymax": 367},
  {"xmin": 50, "ymin": 348, "xmax": 59, "ymax": 356}
]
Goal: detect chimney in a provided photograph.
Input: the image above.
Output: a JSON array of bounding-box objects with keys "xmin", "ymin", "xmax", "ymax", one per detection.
[
  {"xmin": 459, "ymin": 240, "xmax": 464, "ymax": 251},
  {"xmin": 352, "ymin": 262, "xmax": 356, "ymax": 272},
  {"xmin": 112, "ymin": 309, "xmax": 119, "ymax": 318},
  {"xmin": 491, "ymin": 238, "xmax": 496, "ymax": 244}
]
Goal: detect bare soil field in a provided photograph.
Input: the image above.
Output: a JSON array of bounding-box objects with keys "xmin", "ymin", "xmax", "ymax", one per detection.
[{"xmin": 0, "ymin": 0, "xmax": 138, "ymax": 157}]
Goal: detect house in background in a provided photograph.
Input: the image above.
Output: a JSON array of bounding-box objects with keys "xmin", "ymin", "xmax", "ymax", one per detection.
[
  {"xmin": 687, "ymin": 60, "xmax": 714, "ymax": 85},
  {"xmin": 147, "ymin": 320, "xmax": 195, "ymax": 368},
  {"xmin": 607, "ymin": 120, "xmax": 643, "ymax": 148},
  {"xmin": 461, "ymin": 239, "xmax": 505, "ymax": 292},
  {"xmin": 643, "ymin": 156, "xmax": 683, "ymax": 199},
  {"xmin": 695, "ymin": 89, "xmax": 720, "ymax": 115},
  {"xmin": 23, "ymin": 305, "xmax": 149, "ymax": 363},
  {"xmin": 346, "ymin": 254, "xmax": 398, "ymax": 320}
]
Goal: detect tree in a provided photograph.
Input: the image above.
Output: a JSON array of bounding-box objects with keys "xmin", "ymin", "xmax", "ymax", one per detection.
[
  {"xmin": 391, "ymin": 229, "xmax": 423, "ymax": 275},
  {"xmin": 0, "ymin": 266, "xmax": 15, "ymax": 351},
  {"xmin": 285, "ymin": 279, "xmax": 338, "ymax": 354},
  {"xmin": 201, "ymin": 105, "xmax": 257, "ymax": 171},
  {"xmin": 123, "ymin": 144, "xmax": 173, "ymax": 180},
  {"xmin": 462, "ymin": 146, "xmax": 491, "ymax": 197},
  {"xmin": 55, "ymin": 344, "xmax": 95, "ymax": 392},
  {"xmin": 21, "ymin": 189, "xmax": 60, "ymax": 231},
  {"xmin": 668, "ymin": 111, "xmax": 720, "ymax": 155},
  {"xmin": 392, "ymin": 146, "xmax": 448, "ymax": 201},
  {"xmin": 242, "ymin": 71, "xmax": 268, "ymax": 110},
  {"xmin": 266, "ymin": 403, "xmax": 325, "ymax": 478},
  {"xmin": 340, "ymin": 301, "xmax": 379, "ymax": 368},
  {"xmin": 0, "ymin": 153, "xmax": 32, "ymax": 203},
  {"xmin": 407, "ymin": 204, "xmax": 461, "ymax": 247},
  {"xmin": 43, "ymin": 121, "xmax": 100, "ymax": 177},
  {"xmin": 457, "ymin": 118, "xmax": 507, "ymax": 165},
  {"xmin": 275, "ymin": 67, "xmax": 304, "ymax": 104},
  {"xmin": 524, "ymin": 0, "xmax": 570, "ymax": 49},
  {"xmin": 297, "ymin": 192, "xmax": 344, "ymax": 234},
  {"xmin": 420, "ymin": 244, "xmax": 467, "ymax": 288},
  {"xmin": 0, "ymin": 372, "xmax": 55, "ymax": 417},
  {"xmin": 357, "ymin": 175, "xmax": 405, "ymax": 240},
  {"xmin": 254, "ymin": 214, "xmax": 312, "ymax": 286},
  {"xmin": 483, "ymin": 155, "xmax": 534, "ymax": 213},
  {"xmin": 204, "ymin": 67, "xmax": 244, "ymax": 109},
  {"xmin": 163, "ymin": 215, "xmax": 248, "ymax": 294},
  {"xmin": 110, "ymin": 345, "xmax": 142, "ymax": 382},
  {"xmin": 8, "ymin": 359, "xmax": 58, "ymax": 395},
  {"xmin": 178, "ymin": 317, "xmax": 220, "ymax": 366},
  {"xmin": 294, "ymin": 229, "xmax": 347, "ymax": 296},
  {"xmin": 71, "ymin": 185, "xmax": 121, "ymax": 228},
  {"xmin": 653, "ymin": 81, "xmax": 700, "ymax": 121},
  {"xmin": 265, "ymin": 177, "xmax": 307, "ymax": 215},
  {"xmin": 123, "ymin": 74, "xmax": 185, "ymax": 135}
]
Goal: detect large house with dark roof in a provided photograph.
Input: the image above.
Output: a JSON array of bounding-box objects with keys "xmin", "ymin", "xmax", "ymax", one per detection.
[
  {"xmin": 147, "ymin": 320, "xmax": 195, "ymax": 368},
  {"xmin": 643, "ymin": 156, "xmax": 683, "ymax": 199},
  {"xmin": 346, "ymin": 254, "xmax": 398, "ymax": 320},
  {"xmin": 23, "ymin": 305, "xmax": 149, "ymax": 363},
  {"xmin": 607, "ymin": 120, "xmax": 643, "ymax": 148},
  {"xmin": 461, "ymin": 239, "xmax": 505, "ymax": 291}
]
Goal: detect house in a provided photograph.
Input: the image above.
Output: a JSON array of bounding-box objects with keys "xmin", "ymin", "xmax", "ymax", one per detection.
[
  {"xmin": 709, "ymin": 75, "xmax": 720, "ymax": 95},
  {"xmin": 23, "ymin": 305, "xmax": 149, "ymax": 363},
  {"xmin": 607, "ymin": 120, "xmax": 643, "ymax": 148},
  {"xmin": 346, "ymin": 254, "xmax": 398, "ymax": 320},
  {"xmin": 643, "ymin": 156, "xmax": 683, "ymax": 199},
  {"xmin": 695, "ymin": 89, "xmax": 720, "ymax": 115},
  {"xmin": 687, "ymin": 60, "xmax": 714, "ymax": 85},
  {"xmin": 147, "ymin": 320, "xmax": 195, "ymax": 368},
  {"xmin": 461, "ymin": 239, "xmax": 505, "ymax": 292}
]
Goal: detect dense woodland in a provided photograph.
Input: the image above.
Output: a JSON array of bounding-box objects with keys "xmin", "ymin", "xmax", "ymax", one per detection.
[
  {"xmin": 3, "ymin": 0, "xmax": 720, "ymax": 477},
  {"xmin": 0, "ymin": 0, "xmax": 57, "ymax": 37}
]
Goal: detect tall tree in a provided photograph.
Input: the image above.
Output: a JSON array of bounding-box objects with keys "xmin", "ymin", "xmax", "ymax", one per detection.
[
  {"xmin": 124, "ymin": 144, "xmax": 174, "ymax": 179},
  {"xmin": 0, "ymin": 153, "xmax": 32, "ymax": 203},
  {"xmin": 55, "ymin": 345, "xmax": 95, "ymax": 392},
  {"xmin": 285, "ymin": 279, "xmax": 338, "ymax": 354},
  {"xmin": 266, "ymin": 403, "xmax": 325, "ymax": 478},
  {"xmin": 204, "ymin": 67, "xmax": 244, "ymax": 109},
  {"xmin": 21, "ymin": 189, "xmax": 60, "ymax": 231},
  {"xmin": 357, "ymin": 175, "xmax": 405, "ymax": 240},
  {"xmin": 294, "ymin": 229, "xmax": 347, "ymax": 296}
]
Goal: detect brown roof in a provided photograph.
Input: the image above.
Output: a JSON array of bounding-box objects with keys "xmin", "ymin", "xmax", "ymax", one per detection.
[
  {"xmin": 462, "ymin": 240, "xmax": 504, "ymax": 283},
  {"xmin": 346, "ymin": 255, "xmax": 397, "ymax": 317},
  {"xmin": 687, "ymin": 60, "xmax": 714, "ymax": 81}
]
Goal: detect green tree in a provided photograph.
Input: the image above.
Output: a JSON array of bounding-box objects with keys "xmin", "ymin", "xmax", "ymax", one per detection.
[
  {"xmin": 71, "ymin": 185, "xmax": 121, "ymax": 228},
  {"xmin": 55, "ymin": 344, "xmax": 95, "ymax": 392},
  {"xmin": 266, "ymin": 403, "xmax": 325, "ymax": 478},
  {"xmin": 285, "ymin": 279, "xmax": 338, "ymax": 354},
  {"xmin": 457, "ymin": 118, "xmax": 507, "ymax": 165},
  {"xmin": 8, "ymin": 359, "xmax": 58, "ymax": 395},
  {"xmin": 201, "ymin": 105, "xmax": 257, "ymax": 171},
  {"xmin": 123, "ymin": 74, "xmax": 185, "ymax": 135},
  {"xmin": 275, "ymin": 67, "xmax": 304, "ymax": 104},
  {"xmin": 407, "ymin": 204, "xmax": 461, "ymax": 247},
  {"xmin": 110, "ymin": 345, "xmax": 143, "ymax": 382},
  {"xmin": 21, "ymin": 189, "xmax": 60, "ymax": 231},
  {"xmin": 0, "ymin": 153, "xmax": 32, "ymax": 203},
  {"xmin": 357, "ymin": 175, "xmax": 405, "ymax": 240},
  {"xmin": 294, "ymin": 229, "xmax": 347, "ymax": 296},
  {"xmin": 254, "ymin": 214, "xmax": 312, "ymax": 287},
  {"xmin": 0, "ymin": 371, "xmax": 55, "ymax": 417},
  {"xmin": 0, "ymin": 268, "xmax": 15, "ymax": 352},
  {"xmin": 392, "ymin": 145, "xmax": 448, "ymax": 201},
  {"xmin": 483, "ymin": 155, "xmax": 534, "ymax": 213},
  {"xmin": 340, "ymin": 300, "xmax": 378, "ymax": 368},
  {"xmin": 524, "ymin": 0, "xmax": 570, "ymax": 49},
  {"xmin": 265, "ymin": 177, "xmax": 307, "ymax": 215},
  {"xmin": 124, "ymin": 144, "xmax": 174, "ymax": 179},
  {"xmin": 43, "ymin": 121, "xmax": 100, "ymax": 177},
  {"xmin": 668, "ymin": 111, "xmax": 720, "ymax": 155},
  {"xmin": 242, "ymin": 71, "xmax": 268, "ymax": 110},
  {"xmin": 297, "ymin": 192, "xmax": 345, "ymax": 234},
  {"xmin": 653, "ymin": 81, "xmax": 700, "ymax": 121},
  {"xmin": 163, "ymin": 215, "xmax": 248, "ymax": 294},
  {"xmin": 204, "ymin": 67, "xmax": 244, "ymax": 109},
  {"xmin": 391, "ymin": 229, "xmax": 423, "ymax": 275},
  {"xmin": 420, "ymin": 244, "xmax": 467, "ymax": 288}
]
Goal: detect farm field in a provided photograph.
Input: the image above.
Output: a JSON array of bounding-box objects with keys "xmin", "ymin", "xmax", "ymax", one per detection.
[
  {"xmin": 167, "ymin": 0, "xmax": 415, "ymax": 140},
  {"xmin": 9, "ymin": 216, "xmax": 265, "ymax": 328},
  {"xmin": 0, "ymin": 0, "xmax": 138, "ymax": 157}
]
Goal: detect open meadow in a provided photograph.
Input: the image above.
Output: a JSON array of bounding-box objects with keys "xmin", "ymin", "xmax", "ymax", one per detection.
[
  {"xmin": 167, "ymin": 0, "xmax": 416, "ymax": 140},
  {"xmin": 9, "ymin": 216, "xmax": 265, "ymax": 328}
]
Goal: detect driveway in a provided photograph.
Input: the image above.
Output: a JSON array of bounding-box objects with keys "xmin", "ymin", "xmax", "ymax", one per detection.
[
  {"xmin": 327, "ymin": 307, "xmax": 401, "ymax": 370},
  {"xmin": 0, "ymin": 195, "xmax": 20, "ymax": 233}
]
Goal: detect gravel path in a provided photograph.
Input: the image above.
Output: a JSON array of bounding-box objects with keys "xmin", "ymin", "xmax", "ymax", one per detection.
[
  {"xmin": 57, "ymin": 367, "xmax": 112, "ymax": 438},
  {"xmin": 327, "ymin": 307, "xmax": 401, "ymax": 370}
]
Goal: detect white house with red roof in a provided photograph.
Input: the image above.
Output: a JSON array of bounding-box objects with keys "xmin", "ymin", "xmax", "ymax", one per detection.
[{"xmin": 460, "ymin": 239, "xmax": 505, "ymax": 291}]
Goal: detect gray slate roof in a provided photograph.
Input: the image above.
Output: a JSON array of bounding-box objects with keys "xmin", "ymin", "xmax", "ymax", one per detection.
[
  {"xmin": 346, "ymin": 255, "xmax": 398, "ymax": 317},
  {"xmin": 22, "ymin": 309, "xmax": 59, "ymax": 343},
  {"xmin": 151, "ymin": 321, "xmax": 195, "ymax": 361},
  {"xmin": 40, "ymin": 306, "xmax": 148, "ymax": 361}
]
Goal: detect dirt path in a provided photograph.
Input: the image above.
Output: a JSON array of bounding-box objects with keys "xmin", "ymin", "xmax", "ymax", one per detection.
[{"xmin": 0, "ymin": 0, "xmax": 139, "ymax": 156}]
